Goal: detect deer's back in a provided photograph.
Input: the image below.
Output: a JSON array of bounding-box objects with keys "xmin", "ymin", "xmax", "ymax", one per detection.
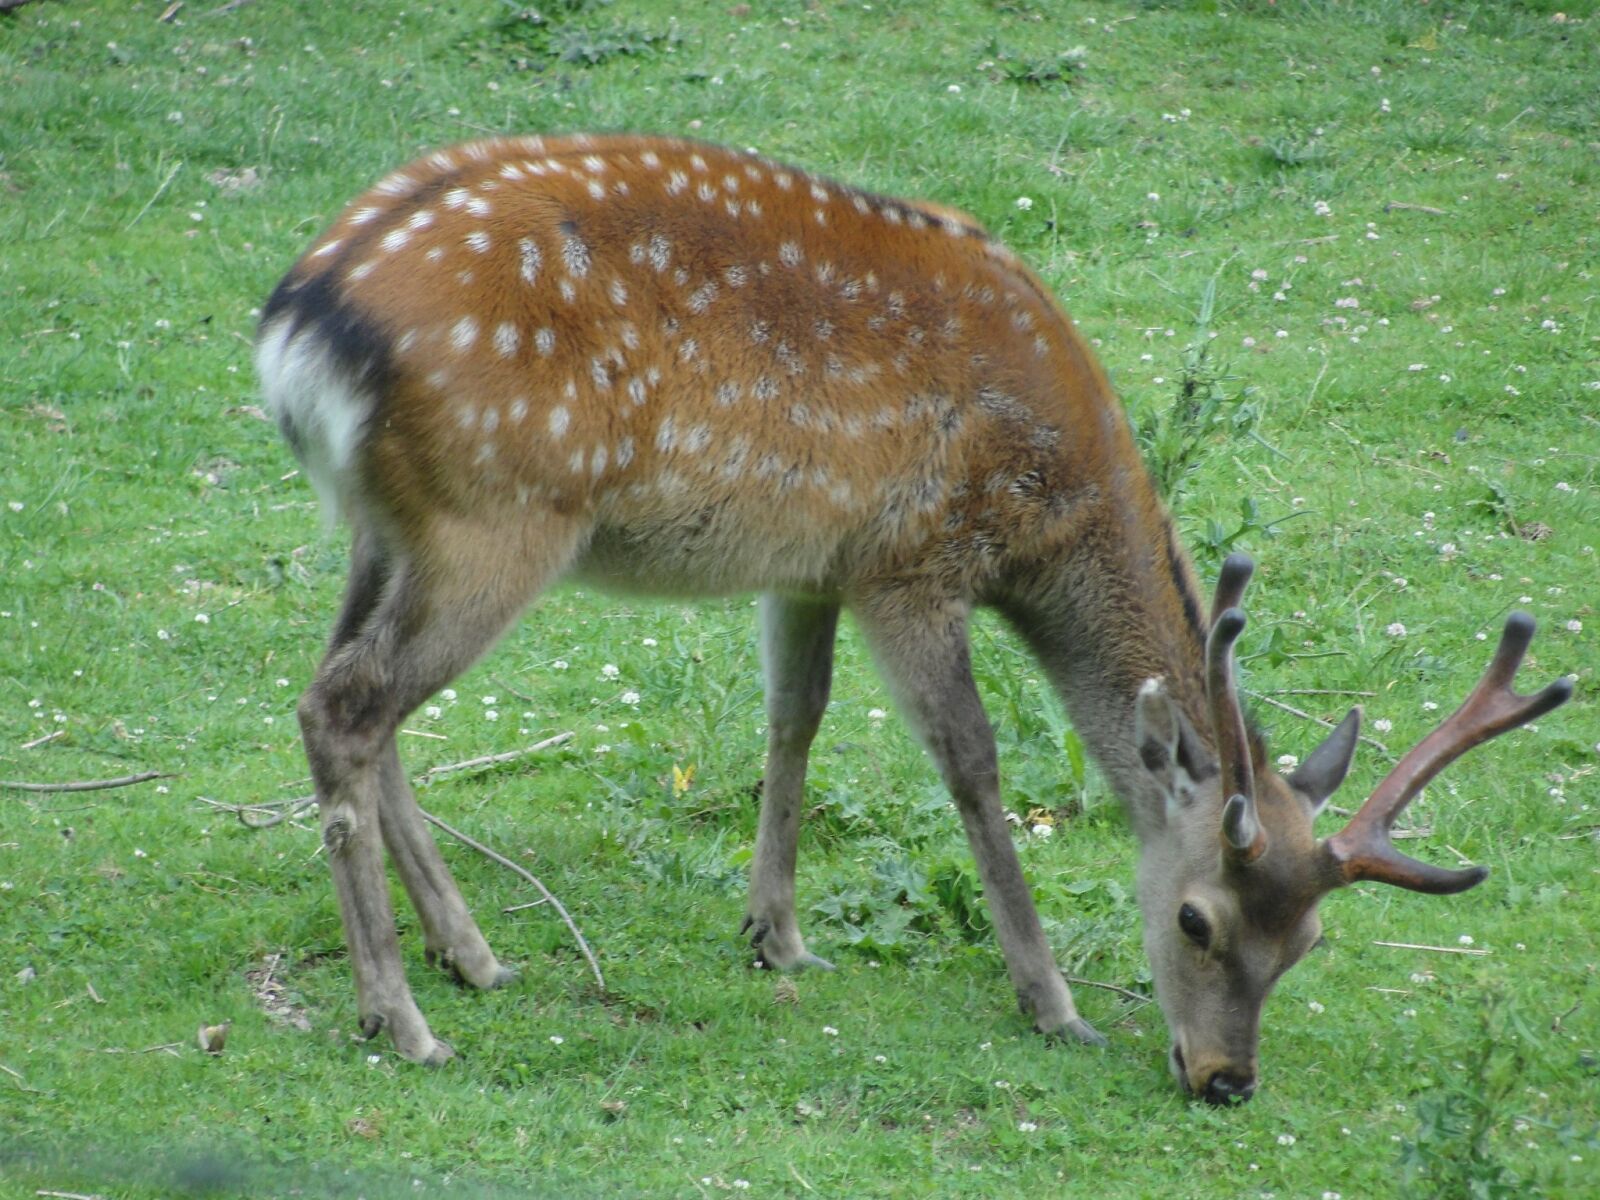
[{"xmin": 259, "ymin": 135, "xmax": 1123, "ymax": 597}]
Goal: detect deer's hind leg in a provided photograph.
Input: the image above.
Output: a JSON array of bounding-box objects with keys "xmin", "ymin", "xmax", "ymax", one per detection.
[
  {"xmin": 299, "ymin": 512, "xmax": 583, "ymax": 1063},
  {"xmin": 742, "ymin": 594, "xmax": 840, "ymax": 971}
]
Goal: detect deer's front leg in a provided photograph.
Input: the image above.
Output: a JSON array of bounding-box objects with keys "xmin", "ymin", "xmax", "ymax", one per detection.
[
  {"xmin": 853, "ymin": 590, "xmax": 1105, "ymax": 1045},
  {"xmin": 742, "ymin": 593, "xmax": 840, "ymax": 971}
]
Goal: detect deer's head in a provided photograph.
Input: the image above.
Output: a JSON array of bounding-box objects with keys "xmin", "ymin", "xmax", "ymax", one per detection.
[{"xmin": 1132, "ymin": 555, "xmax": 1570, "ymax": 1104}]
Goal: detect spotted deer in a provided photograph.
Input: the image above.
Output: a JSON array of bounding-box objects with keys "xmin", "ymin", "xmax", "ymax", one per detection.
[{"xmin": 257, "ymin": 134, "xmax": 1571, "ymax": 1100}]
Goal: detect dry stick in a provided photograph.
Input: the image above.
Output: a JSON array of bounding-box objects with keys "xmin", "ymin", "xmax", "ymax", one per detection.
[
  {"xmin": 1263, "ymin": 688, "xmax": 1376, "ymax": 698},
  {"xmin": 0, "ymin": 771, "xmax": 174, "ymax": 794},
  {"xmin": 417, "ymin": 732, "xmax": 574, "ymax": 783},
  {"xmin": 1245, "ymin": 691, "xmax": 1392, "ymax": 756},
  {"xmin": 1373, "ymin": 940, "xmax": 1491, "ymax": 956},
  {"xmin": 20, "ymin": 729, "xmax": 65, "ymax": 750},
  {"xmin": 419, "ymin": 808, "xmax": 605, "ymax": 995},
  {"xmin": 1064, "ymin": 975, "xmax": 1151, "ymax": 1007},
  {"xmin": 34, "ymin": 1192, "xmax": 103, "ymax": 1200}
]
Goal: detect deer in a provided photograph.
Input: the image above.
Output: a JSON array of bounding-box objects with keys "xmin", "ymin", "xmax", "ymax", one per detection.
[{"xmin": 256, "ymin": 133, "xmax": 1572, "ymax": 1101}]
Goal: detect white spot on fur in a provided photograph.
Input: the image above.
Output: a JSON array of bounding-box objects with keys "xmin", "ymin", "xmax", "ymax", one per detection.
[
  {"xmin": 724, "ymin": 265, "xmax": 749, "ymax": 288},
  {"xmin": 688, "ymin": 283, "xmax": 717, "ymax": 314},
  {"xmin": 549, "ymin": 406, "xmax": 571, "ymax": 438},
  {"xmin": 682, "ymin": 424, "xmax": 712, "ymax": 454},
  {"xmin": 655, "ymin": 415, "xmax": 677, "ymax": 452},
  {"xmin": 312, "ymin": 239, "xmax": 343, "ymax": 258},
  {"xmin": 562, "ymin": 232, "xmax": 591, "ymax": 277},
  {"xmin": 451, "ymin": 316, "xmax": 479, "ymax": 352},
  {"xmin": 559, "ymin": 280, "xmax": 576, "ymax": 303},
  {"xmin": 620, "ymin": 322, "xmax": 640, "ymax": 351},
  {"xmin": 509, "ymin": 398, "xmax": 528, "ymax": 423},
  {"xmin": 615, "ymin": 436, "xmax": 635, "ymax": 467},
  {"xmin": 648, "ymin": 234, "xmax": 671, "ymax": 273},
  {"xmin": 697, "ymin": 181, "xmax": 717, "ymax": 203},
  {"xmin": 519, "ymin": 238, "xmax": 541, "ymax": 284},
  {"xmin": 465, "ymin": 197, "xmax": 491, "ymax": 218},
  {"xmin": 375, "ymin": 173, "xmax": 416, "ymax": 196},
  {"xmin": 779, "ymin": 241, "xmax": 801, "ymax": 267},
  {"xmin": 482, "ymin": 407, "xmax": 501, "ymax": 433},
  {"xmin": 427, "ymin": 247, "xmax": 445, "ymax": 262},
  {"xmin": 381, "ymin": 228, "xmax": 411, "ymax": 253},
  {"xmin": 689, "ymin": 153, "xmax": 708, "ymax": 173},
  {"xmin": 587, "ymin": 178, "xmax": 606, "ymax": 201},
  {"xmin": 466, "ymin": 230, "xmax": 491, "ymax": 254},
  {"xmin": 666, "ymin": 171, "xmax": 688, "ymax": 196},
  {"xmin": 493, "ymin": 323, "xmax": 520, "ymax": 358},
  {"xmin": 535, "ymin": 328, "xmax": 556, "ymax": 356},
  {"xmin": 774, "ymin": 171, "xmax": 793, "ymax": 190},
  {"xmin": 610, "ymin": 278, "xmax": 628, "ymax": 306},
  {"xmin": 627, "ymin": 378, "xmax": 647, "ymax": 406},
  {"xmin": 590, "ymin": 445, "xmax": 608, "ymax": 475},
  {"xmin": 443, "ymin": 189, "xmax": 471, "ymax": 211},
  {"xmin": 640, "ymin": 151, "xmax": 661, "ymax": 170},
  {"xmin": 716, "ymin": 381, "xmax": 740, "ymax": 406}
]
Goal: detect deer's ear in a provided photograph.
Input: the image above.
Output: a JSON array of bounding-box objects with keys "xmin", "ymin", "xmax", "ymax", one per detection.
[
  {"xmin": 1135, "ymin": 678, "xmax": 1214, "ymax": 817},
  {"xmin": 1288, "ymin": 707, "xmax": 1361, "ymax": 814}
]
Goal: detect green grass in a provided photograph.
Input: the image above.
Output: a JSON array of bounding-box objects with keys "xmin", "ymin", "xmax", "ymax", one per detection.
[{"xmin": 2, "ymin": 0, "xmax": 1596, "ymax": 1196}]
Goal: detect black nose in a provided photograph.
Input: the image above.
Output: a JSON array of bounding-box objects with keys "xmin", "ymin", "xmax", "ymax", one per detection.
[{"xmin": 1202, "ymin": 1071, "xmax": 1257, "ymax": 1106}]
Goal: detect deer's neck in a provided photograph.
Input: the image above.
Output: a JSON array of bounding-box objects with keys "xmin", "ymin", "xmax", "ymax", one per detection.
[{"xmin": 999, "ymin": 477, "xmax": 1215, "ymax": 840}]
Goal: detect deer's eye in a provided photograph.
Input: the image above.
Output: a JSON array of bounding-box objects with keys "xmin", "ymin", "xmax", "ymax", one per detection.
[{"xmin": 1178, "ymin": 903, "xmax": 1211, "ymax": 948}]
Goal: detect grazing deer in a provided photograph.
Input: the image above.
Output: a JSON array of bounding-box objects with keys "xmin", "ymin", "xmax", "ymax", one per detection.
[{"xmin": 256, "ymin": 134, "xmax": 1571, "ymax": 1099}]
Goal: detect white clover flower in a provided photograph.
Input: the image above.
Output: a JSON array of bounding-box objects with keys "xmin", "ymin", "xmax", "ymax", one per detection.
[
  {"xmin": 482, "ymin": 695, "xmax": 497, "ymax": 705},
  {"xmin": 1373, "ymin": 718, "xmax": 1393, "ymax": 733},
  {"xmin": 868, "ymin": 707, "xmax": 888, "ymax": 720},
  {"xmin": 1015, "ymin": 196, "xmax": 1034, "ymax": 211},
  {"xmin": 822, "ymin": 1025, "xmax": 838, "ymax": 1036},
  {"xmin": 1030, "ymin": 823, "xmax": 1053, "ymax": 839},
  {"xmin": 425, "ymin": 705, "xmax": 442, "ymax": 719},
  {"xmin": 1308, "ymin": 1000, "xmax": 1325, "ymax": 1014},
  {"xmin": 1458, "ymin": 934, "xmax": 1474, "ymax": 946},
  {"xmin": 441, "ymin": 688, "xmax": 457, "ymax": 701},
  {"xmin": 1018, "ymin": 1121, "xmax": 1039, "ymax": 1132},
  {"xmin": 551, "ymin": 660, "xmax": 569, "ymax": 671},
  {"xmin": 1385, "ymin": 623, "xmax": 1407, "ymax": 638},
  {"xmin": 1277, "ymin": 1133, "xmax": 1296, "ymax": 1146},
  {"xmin": 549, "ymin": 1035, "xmax": 564, "ymax": 1044},
  {"xmin": 484, "ymin": 710, "xmax": 499, "ymax": 721},
  {"xmin": 601, "ymin": 663, "xmax": 620, "ymax": 680},
  {"xmin": 1277, "ymin": 754, "xmax": 1299, "ymax": 770},
  {"xmin": 621, "ymin": 690, "xmax": 641, "ymax": 706},
  {"xmin": 642, "ymin": 637, "xmax": 658, "ymax": 647}
]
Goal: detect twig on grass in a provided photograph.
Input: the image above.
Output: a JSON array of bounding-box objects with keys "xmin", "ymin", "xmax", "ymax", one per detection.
[
  {"xmin": 34, "ymin": 1191, "xmax": 104, "ymax": 1200},
  {"xmin": 1373, "ymin": 940, "xmax": 1491, "ymax": 956},
  {"xmin": 20, "ymin": 729, "xmax": 65, "ymax": 750},
  {"xmin": 417, "ymin": 733, "xmax": 574, "ymax": 784},
  {"xmin": 1384, "ymin": 201, "xmax": 1450, "ymax": 216},
  {"xmin": 1064, "ymin": 975, "xmax": 1152, "ymax": 1008},
  {"xmin": 1, "ymin": 771, "xmax": 174, "ymax": 794},
  {"xmin": 1245, "ymin": 691, "xmax": 1391, "ymax": 756},
  {"xmin": 421, "ymin": 808, "xmax": 605, "ymax": 995}
]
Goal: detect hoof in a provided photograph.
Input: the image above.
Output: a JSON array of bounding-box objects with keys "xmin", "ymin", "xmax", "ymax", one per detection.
[
  {"xmin": 1055, "ymin": 1016, "xmax": 1108, "ymax": 1047},
  {"xmin": 428, "ymin": 947, "xmax": 513, "ymax": 991},
  {"xmin": 743, "ymin": 916, "xmax": 834, "ymax": 972}
]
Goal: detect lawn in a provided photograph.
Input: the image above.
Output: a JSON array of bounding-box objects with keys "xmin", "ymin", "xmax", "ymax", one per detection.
[{"xmin": 1, "ymin": 1, "xmax": 1596, "ymax": 1197}]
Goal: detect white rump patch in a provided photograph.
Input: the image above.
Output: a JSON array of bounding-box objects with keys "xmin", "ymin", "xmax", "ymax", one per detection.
[{"xmin": 255, "ymin": 318, "xmax": 377, "ymax": 527}]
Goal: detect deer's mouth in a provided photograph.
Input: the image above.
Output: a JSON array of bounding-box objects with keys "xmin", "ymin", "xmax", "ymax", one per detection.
[{"xmin": 1169, "ymin": 1043, "xmax": 1191, "ymax": 1092}]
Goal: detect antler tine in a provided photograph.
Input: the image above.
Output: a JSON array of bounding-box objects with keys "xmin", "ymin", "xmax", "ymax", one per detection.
[
  {"xmin": 1211, "ymin": 553, "xmax": 1255, "ymax": 626},
  {"xmin": 1325, "ymin": 612, "xmax": 1573, "ymax": 895},
  {"xmin": 1206, "ymin": 587, "xmax": 1263, "ymax": 862}
]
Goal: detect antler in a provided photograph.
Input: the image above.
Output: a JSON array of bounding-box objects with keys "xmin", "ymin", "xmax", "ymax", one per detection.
[
  {"xmin": 1207, "ymin": 555, "xmax": 1264, "ymax": 863},
  {"xmin": 1323, "ymin": 612, "xmax": 1573, "ymax": 894}
]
